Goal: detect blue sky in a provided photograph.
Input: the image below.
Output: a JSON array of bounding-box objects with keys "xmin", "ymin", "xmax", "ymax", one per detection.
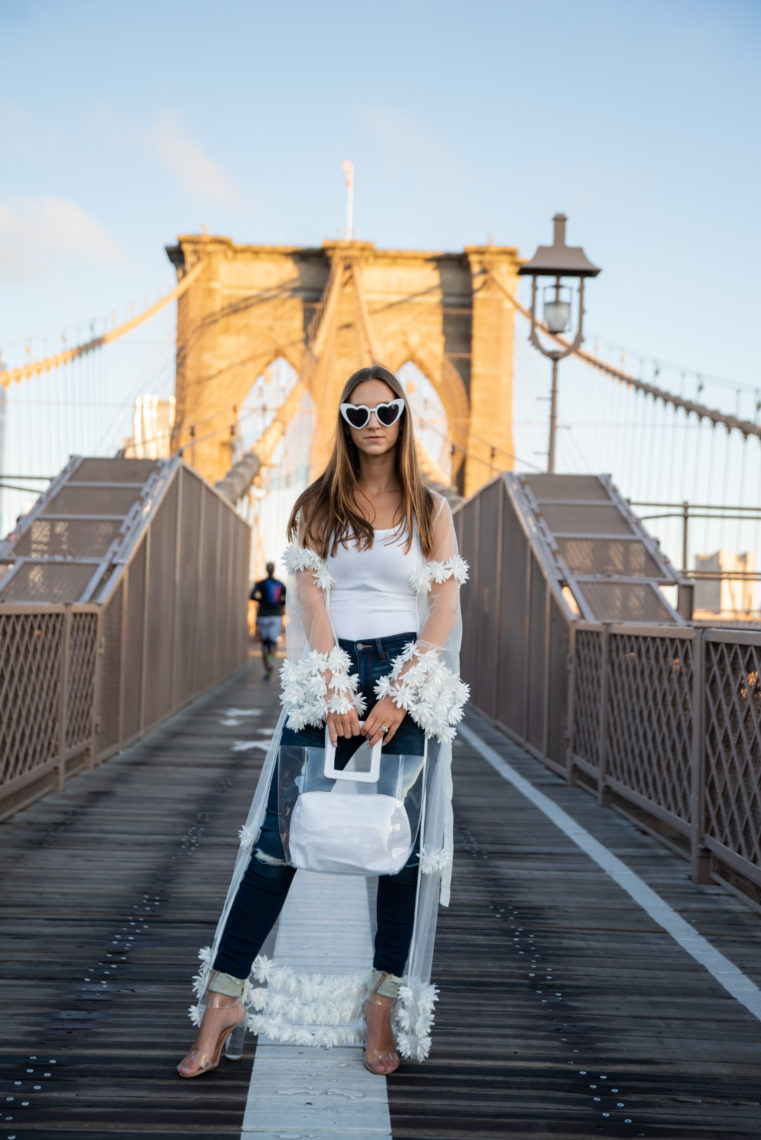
[
  {"xmin": 1, "ymin": 0, "xmax": 760, "ymax": 561},
  {"xmin": 2, "ymin": 0, "xmax": 759, "ymax": 380}
]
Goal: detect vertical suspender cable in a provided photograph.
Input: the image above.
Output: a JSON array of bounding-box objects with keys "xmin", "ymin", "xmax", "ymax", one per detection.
[
  {"xmin": 755, "ymin": 443, "xmax": 761, "ymax": 616},
  {"xmin": 666, "ymin": 405, "xmax": 682, "ymax": 561},
  {"xmin": 642, "ymin": 393, "xmax": 656, "ymax": 506},
  {"xmin": 705, "ymin": 423, "xmax": 718, "ymax": 561},
  {"xmin": 623, "ymin": 385, "xmax": 638, "ymax": 500},
  {"xmin": 720, "ymin": 426, "xmax": 732, "ymax": 557},
  {"xmin": 735, "ymin": 436, "xmax": 748, "ymax": 556},
  {"xmin": 598, "ymin": 357, "xmax": 615, "ymax": 484},
  {"xmin": 654, "ymin": 399, "xmax": 669, "ymax": 528},
  {"xmin": 688, "ymin": 412, "xmax": 703, "ymax": 573}
]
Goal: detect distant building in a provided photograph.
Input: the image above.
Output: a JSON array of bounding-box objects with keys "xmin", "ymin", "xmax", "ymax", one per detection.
[
  {"xmin": 693, "ymin": 551, "xmax": 756, "ymax": 616},
  {"xmin": 124, "ymin": 395, "xmax": 176, "ymax": 459}
]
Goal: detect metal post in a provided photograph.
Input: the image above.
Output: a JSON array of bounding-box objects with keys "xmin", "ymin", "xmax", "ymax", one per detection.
[
  {"xmin": 597, "ymin": 624, "xmax": 610, "ymax": 807},
  {"xmin": 215, "ymin": 496, "xmax": 224, "ymax": 681},
  {"xmin": 679, "ymin": 500, "xmax": 694, "ymax": 620},
  {"xmin": 139, "ymin": 529, "xmax": 150, "ymax": 735},
  {"xmin": 523, "ymin": 541, "xmax": 532, "ymax": 740},
  {"xmin": 56, "ymin": 606, "xmax": 71, "ymax": 792},
  {"xmin": 547, "ymin": 357, "xmax": 559, "ymax": 474},
  {"xmin": 90, "ymin": 608, "xmax": 105, "ymax": 767},
  {"xmin": 193, "ymin": 485, "xmax": 206, "ymax": 696},
  {"xmin": 471, "ymin": 492, "xmax": 481, "ymax": 710},
  {"xmin": 565, "ymin": 623, "xmax": 577, "ymax": 786},
  {"xmin": 170, "ymin": 466, "xmax": 183, "ymax": 709},
  {"xmin": 492, "ymin": 478, "xmax": 504, "ymax": 718},
  {"xmin": 542, "ymin": 583, "xmax": 551, "ymax": 757},
  {"xmin": 112, "ymin": 578, "xmax": 125, "ymax": 746},
  {"xmin": 690, "ymin": 628, "xmax": 711, "ymax": 883},
  {"xmin": 520, "ymin": 215, "xmax": 600, "ymax": 474},
  {"xmin": 678, "ymin": 581, "xmax": 694, "ymax": 621}
]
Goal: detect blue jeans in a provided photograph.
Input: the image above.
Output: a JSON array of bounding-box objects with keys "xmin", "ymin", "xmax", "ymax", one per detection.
[{"xmin": 214, "ymin": 632, "xmax": 424, "ymax": 980}]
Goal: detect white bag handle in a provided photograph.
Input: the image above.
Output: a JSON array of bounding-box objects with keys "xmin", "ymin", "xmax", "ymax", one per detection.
[{"xmin": 323, "ymin": 723, "xmax": 382, "ymax": 783}]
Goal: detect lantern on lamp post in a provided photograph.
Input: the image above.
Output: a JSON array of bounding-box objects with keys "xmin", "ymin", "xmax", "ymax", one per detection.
[{"xmin": 519, "ymin": 213, "xmax": 601, "ymax": 473}]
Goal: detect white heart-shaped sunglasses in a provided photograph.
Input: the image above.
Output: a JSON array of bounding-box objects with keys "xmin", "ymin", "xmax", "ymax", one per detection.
[{"xmin": 339, "ymin": 398, "xmax": 405, "ymax": 430}]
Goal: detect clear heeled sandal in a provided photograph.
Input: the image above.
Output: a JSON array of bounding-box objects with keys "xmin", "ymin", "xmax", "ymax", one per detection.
[
  {"xmin": 223, "ymin": 1017, "xmax": 247, "ymax": 1061},
  {"xmin": 176, "ymin": 988, "xmax": 247, "ymax": 1079},
  {"xmin": 363, "ymin": 969, "xmax": 401, "ymax": 1076}
]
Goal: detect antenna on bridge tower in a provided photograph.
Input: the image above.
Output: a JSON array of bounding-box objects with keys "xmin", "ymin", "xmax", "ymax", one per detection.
[{"xmin": 341, "ymin": 160, "xmax": 354, "ymax": 239}]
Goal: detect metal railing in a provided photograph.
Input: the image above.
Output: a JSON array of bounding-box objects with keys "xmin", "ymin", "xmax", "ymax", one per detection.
[
  {"xmin": 455, "ymin": 474, "xmax": 761, "ymax": 896},
  {"xmin": 570, "ymin": 623, "xmax": 761, "ymax": 888},
  {"xmin": 454, "ymin": 474, "xmax": 572, "ymax": 770},
  {"xmin": 631, "ymin": 498, "xmax": 761, "ymax": 621},
  {"xmin": 0, "ymin": 604, "xmax": 98, "ymax": 819},
  {"xmin": 92, "ymin": 461, "xmax": 250, "ymax": 757},
  {"xmin": 0, "ymin": 459, "xmax": 250, "ymax": 821}
]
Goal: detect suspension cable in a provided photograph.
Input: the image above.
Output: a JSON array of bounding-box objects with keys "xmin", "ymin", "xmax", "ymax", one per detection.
[
  {"xmin": 415, "ymin": 412, "xmax": 544, "ymax": 474},
  {"xmin": 1, "ymin": 261, "xmax": 205, "ymax": 388},
  {"xmin": 488, "ymin": 271, "xmax": 761, "ymax": 442}
]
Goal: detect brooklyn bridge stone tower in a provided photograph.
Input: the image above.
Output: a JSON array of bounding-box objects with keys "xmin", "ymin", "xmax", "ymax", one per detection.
[{"xmin": 167, "ymin": 236, "xmax": 520, "ymax": 497}]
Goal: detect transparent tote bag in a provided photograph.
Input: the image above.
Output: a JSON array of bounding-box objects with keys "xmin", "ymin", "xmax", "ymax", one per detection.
[{"xmin": 278, "ymin": 726, "xmax": 427, "ymax": 876}]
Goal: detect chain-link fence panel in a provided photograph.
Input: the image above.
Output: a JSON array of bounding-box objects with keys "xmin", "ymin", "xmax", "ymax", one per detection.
[
  {"xmin": 607, "ymin": 630, "xmax": 693, "ymax": 826},
  {"xmin": 572, "ymin": 628, "xmax": 603, "ymax": 769},
  {"xmin": 704, "ymin": 636, "xmax": 761, "ymax": 878},
  {"xmin": 65, "ymin": 610, "xmax": 98, "ymax": 754},
  {"xmin": 0, "ymin": 610, "xmax": 63, "ymax": 784},
  {"xmin": 0, "ymin": 457, "xmax": 251, "ymax": 820}
]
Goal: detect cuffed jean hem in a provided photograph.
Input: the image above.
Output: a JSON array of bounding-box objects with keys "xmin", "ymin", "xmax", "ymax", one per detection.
[
  {"xmin": 368, "ymin": 968, "xmax": 403, "ymax": 998},
  {"xmin": 208, "ymin": 970, "xmax": 246, "ymax": 997}
]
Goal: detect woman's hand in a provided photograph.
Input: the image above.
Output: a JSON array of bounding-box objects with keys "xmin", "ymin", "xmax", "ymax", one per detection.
[
  {"xmin": 326, "ymin": 708, "xmax": 360, "ymax": 745},
  {"xmin": 323, "ymin": 664, "xmax": 361, "ymax": 745},
  {"xmin": 362, "ymin": 695, "xmax": 406, "ymax": 748}
]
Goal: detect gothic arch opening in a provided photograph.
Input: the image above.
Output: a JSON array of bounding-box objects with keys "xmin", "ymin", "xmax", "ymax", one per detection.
[
  {"xmin": 235, "ymin": 355, "xmax": 299, "ymax": 460},
  {"xmin": 397, "ymin": 361, "xmax": 454, "ymax": 487},
  {"xmin": 237, "ymin": 356, "xmax": 316, "ymax": 580}
]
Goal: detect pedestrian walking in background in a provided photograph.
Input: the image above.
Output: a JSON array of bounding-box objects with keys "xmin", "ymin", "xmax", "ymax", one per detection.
[{"xmin": 251, "ymin": 562, "xmax": 286, "ymax": 679}]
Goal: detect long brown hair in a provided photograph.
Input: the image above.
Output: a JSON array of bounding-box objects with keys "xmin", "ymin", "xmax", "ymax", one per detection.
[{"xmin": 287, "ymin": 365, "xmax": 435, "ymax": 558}]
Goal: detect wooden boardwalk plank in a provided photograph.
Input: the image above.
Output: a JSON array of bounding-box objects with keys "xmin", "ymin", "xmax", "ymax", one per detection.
[
  {"xmin": 1, "ymin": 662, "xmax": 760, "ymax": 1138},
  {"xmin": 384, "ymin": 719, "xmax": 761, "ymax": 1139}
]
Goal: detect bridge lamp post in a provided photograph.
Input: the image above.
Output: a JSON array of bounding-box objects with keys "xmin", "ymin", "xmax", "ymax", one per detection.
[{"xmin": 519, "ymin": 213, "xmax": 601, "ymax": 473}]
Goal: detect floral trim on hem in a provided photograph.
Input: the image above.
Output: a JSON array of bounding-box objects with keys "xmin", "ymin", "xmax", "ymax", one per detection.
[
  {"xmin": 282, "ymin": 542, "xmax": 335, "ymax": 591},
  {"xmin": 238, "ymin": 825, "xmax": 256, "ymax": 852},
  {"xmin": 190, "ymin": 949, "xmax": 436, "ymax": 1060},
  {"xmin": 280, "ymin": 645, "xmax": 366, "ymax": 731},
  {"xmin": 418, "ymin": 847, "xmax": 453, "ymax": 876},
  {"xmin": 394, "ymin": 980, "xmax": 438, "ymax": 1061},
  {"xmin": 374, "ymin": 643, "xmax": 469, "ymax": 743},
  {"xmin": 409, "ymin": 554, "xmax": 469, "ymax": 594},
  {"xmin": 246, "ymin": 1013, "xmax": 366, "ymax": 1049}
]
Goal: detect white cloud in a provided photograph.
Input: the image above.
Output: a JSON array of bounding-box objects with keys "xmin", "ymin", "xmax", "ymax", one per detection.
[
  {"xmin": 147, "ymin": 110, "xmax": 242, "ymax": 209},
  {"xmin": 0, "ymin": 196, "xmax": 126, "ymax": 283}
]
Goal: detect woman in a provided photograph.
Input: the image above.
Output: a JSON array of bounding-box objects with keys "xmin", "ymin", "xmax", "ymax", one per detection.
[{"xmin": 177, "ymin": 364, "xmax": 468, "ymax": 1079}]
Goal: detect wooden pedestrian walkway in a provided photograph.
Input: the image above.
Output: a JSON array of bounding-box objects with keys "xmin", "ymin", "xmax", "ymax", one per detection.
[{"xmin": 1, "ymin": 657, "xmax": 761, "ymax": 1139}]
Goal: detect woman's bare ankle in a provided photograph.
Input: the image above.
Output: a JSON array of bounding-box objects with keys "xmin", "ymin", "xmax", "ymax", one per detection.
[
  {"xmin": 206, "ymin": 991, "xmax": 242, "ymax": 1010},
  {"xmin": 365, "ymin": 994, "xmax": 395, "ymax": 1044}
]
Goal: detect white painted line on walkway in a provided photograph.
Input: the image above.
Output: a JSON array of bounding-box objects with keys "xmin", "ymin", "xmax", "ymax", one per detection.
[
  {"xmin": 459, "ymin": 722, "xmax": 761, "ymax": 1023},
  {"xmin": 241, "ymin": 871, "xmax": 391, "ymax": 1138}
]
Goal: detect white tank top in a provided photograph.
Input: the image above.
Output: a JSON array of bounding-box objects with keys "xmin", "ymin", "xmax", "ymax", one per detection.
[{"xmin": 328, "ymin": 526, "xmax": 421, "ymax": 641}]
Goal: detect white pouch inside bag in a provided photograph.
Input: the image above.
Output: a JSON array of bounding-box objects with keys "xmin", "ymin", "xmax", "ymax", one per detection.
[{"xmin": 279, "ymin": 726, "xmax": 426, "ymax": 876}]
